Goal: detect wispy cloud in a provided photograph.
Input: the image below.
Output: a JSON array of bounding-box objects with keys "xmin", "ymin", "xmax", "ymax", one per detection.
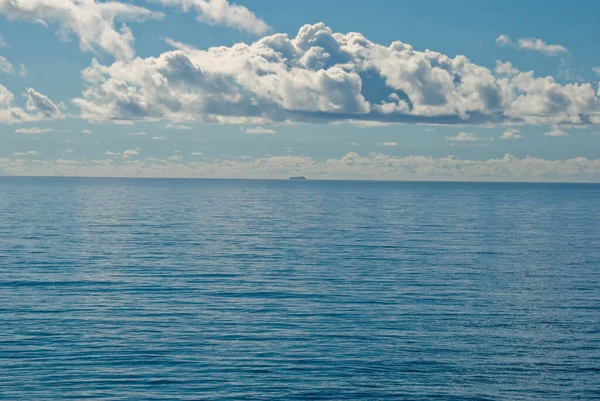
[
  {"xmin": 122, "ymin": 149, "xmax": 140, "ymax": 158},
  {"xmin": 164, "ymin": 123, "xmax": 192, "ymax": 130},
  {"xmin": 496, "ymin": 34, "xmax": 568, "ymax": 56},
  {"xmin": 13, "ymin": 150, "xmax": 40, "ymax": 156},
  {"xmin": 500, "ymin": 129, "xmax": 523, "ymax": 140},
  {"xmin": 246, "ymin": 127, "xmax": 276, "ymax": 135},
  {"xmin": 446, "ymin": 132, "xmax": 481, "ymax": 141},
  {"xmin": 151, "ymin": 0, "xmax": 270, "ymax": 35},
  {"xmin": 543, "ymin": 127, "xmax": 569, "ymax": 137},
  {"xmin": 378, "ymin": 142, "xmax": 398, "ymax": 147},
  {"xmin": 495, "ymin": 34, "xmax": 512, "ymax": 47},
  {"xmin": 0, "ymin": 55, "xmax": 14, "ymax": 75},
  {"xmin": 18, "ymin": 63, "xmax": 27, "ymax": 77},
  {"xmin": 15, "ymin": 127, "xmax": 54, "ymax": 134}
]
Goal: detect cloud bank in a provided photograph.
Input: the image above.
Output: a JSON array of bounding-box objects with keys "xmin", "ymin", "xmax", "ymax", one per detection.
[
  {"xmin": 1, "ymin": 152, "xmax": 599, "ymax": 182},
  {"xmin": 72, "ymin": 23, "xmax": 600, "ymax": 126}
]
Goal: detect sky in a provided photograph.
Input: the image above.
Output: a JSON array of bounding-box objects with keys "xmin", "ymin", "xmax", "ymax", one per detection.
[{"xmin": 1, "ymin": 0, "xmax": 600, "ymax": 181}]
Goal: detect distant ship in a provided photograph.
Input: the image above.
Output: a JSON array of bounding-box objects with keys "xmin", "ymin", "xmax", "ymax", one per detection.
[{"xmin": 289, "ymin": 176, "xmax": 307, "ymax": 180}]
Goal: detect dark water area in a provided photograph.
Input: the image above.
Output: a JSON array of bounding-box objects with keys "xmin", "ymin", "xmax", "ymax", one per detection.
[{"xmin": 1, "ymin": 177, "xmax": 599, "ymax": 400}]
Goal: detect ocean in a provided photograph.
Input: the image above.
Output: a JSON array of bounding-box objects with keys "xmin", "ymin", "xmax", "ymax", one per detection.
[{"xmin": 1, "ymin": 177, "xmax": 599, "ymax": 400}]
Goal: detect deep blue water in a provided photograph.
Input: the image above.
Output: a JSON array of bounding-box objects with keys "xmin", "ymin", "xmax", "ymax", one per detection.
[{"xmin": 1, "ymin": 177, "xmax": 599, "ymax": 400}]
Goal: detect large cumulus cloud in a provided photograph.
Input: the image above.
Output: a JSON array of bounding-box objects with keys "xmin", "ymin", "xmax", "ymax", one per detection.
[{"xmin": 72, "ymin": 23, "xmax": 600, "ymax": 125}]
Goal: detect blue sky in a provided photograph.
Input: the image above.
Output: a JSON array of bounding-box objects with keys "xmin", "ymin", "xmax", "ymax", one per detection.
[{"xmin": 1, "ymin": 0, "xmax": 600, "ymax": 181}]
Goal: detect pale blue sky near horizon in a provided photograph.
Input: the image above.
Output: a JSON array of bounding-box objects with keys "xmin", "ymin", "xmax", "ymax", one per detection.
[{"xmin": 1, "ymin": 0, "xmax": 600, "ymax": 180}]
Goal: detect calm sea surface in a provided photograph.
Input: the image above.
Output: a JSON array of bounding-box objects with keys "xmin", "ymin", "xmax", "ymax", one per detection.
[{"xmin": 1, "ymin": 177, "xmax": 599, "ymax": 400}]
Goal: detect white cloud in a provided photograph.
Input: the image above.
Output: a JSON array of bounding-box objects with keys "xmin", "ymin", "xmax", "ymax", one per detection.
[
  {"xmin": 494, "ymin": 60, "xmax": 518, "ymax": 76},
  {"xmin": 191, "ymin": 152, "xmax": 203, "ymax": 156},
  {"xmin": 15, "ymin": 127, "xmax": 54, "ymax": 134},
  {"xmin": 500, "ymin": 129, "xmax": 523, "ymax": 140},
  {"xmin": 350, "ymin": 142, "xmax": 359, "ymax": 146},
  {"xmin": 128, "ymin": 131, "xmax": 146, "ymax": 136},
  {"xmin": 151, "ymin": 0, "xmax": 270, "ymax": 35},
  {"xmin": 446, "ymin": 132, "xmax": 481, "ymax": 141},
  {"xmin": 82, "ymin": 129, "xmax": 92, "ymax": 134},
  {"xmin": 543, "ymin": 127, "xmax": 569, "ymax": 137},
  {"xmin": 72, "ymin": 23, "xmax": 600, "ymax": 127},
  {"xmin": 12, "ymin": 150, "xmax": 39, "ymax": 156},
  {"xmin": 517, "ymin": 38, "xmax": 568, "ymax": 56},
  {"xmin": 594, "ymin": 67, "xmax": 600, "ymax": 76},
  {"xmin": 378, "ymin": 142, "xmax": 398, "ymax": 146},
  {"xmin": 0, "ymin": 34, "xmax": 7, "ymax": 47},
  {"xmin": 495, "ymin": 35, "xmax": 512, "ymax": 47},
  {"xmin": 26, "ymin": 88, "xmax": 61, "ymax": 118},
  {"xmin": 167, "ymin": 154, "xmax": 182, "ymax": 160},
  {"xmin": 496, "ymin": 35, "xmax": 568, "ymax": 56},
  {"xmin": 105, "ymin": 150, "xmax": 119, "ymax": 156},
  {"xmin": 164, "ymin": 122, "xmax": 192, "ymax": 130},
  {"xmin": 0, "ymin": 0, "xmax": 162, "ymax": 60},
  {"xmin": 152, "ymin": 136, "xmax": 166, "ymax": 140},
  {"xmin": 246, "ymin": 126, "xmax": 276, "ymax": 135},
  {"xmin": 122, "ymin": 149, "xmax": 139, "ymax": 158},
  {"xmin": 0, "ymin": 54, "xmax": 14, "ymax": 74},
  {"xmin": 2, "ymin": 152, "xmax": 600, "ymax": 182},
  {"xmin": 18, "ymin": 63, "xmax": 27, "ymax": 77},
  {"xmin": 56, "ymin": 158, "xmax": 78, "ymax": 165}
]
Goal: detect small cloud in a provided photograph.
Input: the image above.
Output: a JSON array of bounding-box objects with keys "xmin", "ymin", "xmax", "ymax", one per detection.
[
  {"xmin": 346, "ymin": 120, "xmax": 392, "ymax": 128},
  {"xmin": 13, "ymin": 150, "xmax": 40, "ymax": 156},
  {"xmin": 191, "ymin": 152, "xmax": 203, "ymax": 156},
  {"xmin": 593, "ymin": 67, "xmax": 600, "ymax": 76},
  {"xmin": 164, "ymin": 123, "xmax": 192, "ymax": 130},
  {"xmin": 128, "ymin": 131, "xmax": 146, "ymax": 136},
  {"xmin": 167, "ymin": 154, "xmax": 183, "ymax": 161},
  {"xmin": 113, "ymin": 120, "xmax": 134, "ymax": 126},
  {"xmin": 446, "ymin": 132, "xmax": 481, "ymax": 141},
  {"xmin": 64, "ymin": 149, "xmax": 74, "ymax": 154},
  {"xmin": 495, "ymin": 35, "xmax": 512, "ymax": 47},
  {"xmin": 82, "ymin": 129, "xmax": 92, "ymax": 134},
  {"xmin": 517, "ymin": 37, "xmax": 568, "ymax": 56},
  {"xmin": 378, "ymin": 142, "xmax": 398, "ymax": 147},
  {"xmin": 122, "ymin": 149, "xmax": 140, "ymax": 158},
  {"xmin": 0, "ymin": 34, "xmax": 7, "ymax": 48},
  {"xmin": 56, "ymin": 159, "xmax": 78, "ymax": 165},
  {"xmin": 500, "ymin": 129, "xmax": 523, "ymax": 140},
  {"xmin": 0, "ymin": 55, "xmax": 14, "ymax": 75},
  {"xmin": 246, "ymin": 126, "xmax": 276, "ymax": 135},
  {"xmin": 15, "ymin": 127, "xmax": 54, "ymax": 134},
  {"xmin": 152, "ymin": 136, "xmax": 166, "ymax": 140},
  {"xmin": 18, "ymin": 63, "xmax": 27, "ymax": 77},
  {"xmin": 105, "ymin": 151, "xmax": 119, "ymax": 156},
  {"xmin": 350, "ymin": 142, "xmax": 359, "ymax": 146},
  {"xmin": 543, "ymin": 127, "xmax": 569, "ymax": 137},
  {"xmin": 495, "ymin": 35, "xmax": 567, "ymax": 56}
]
